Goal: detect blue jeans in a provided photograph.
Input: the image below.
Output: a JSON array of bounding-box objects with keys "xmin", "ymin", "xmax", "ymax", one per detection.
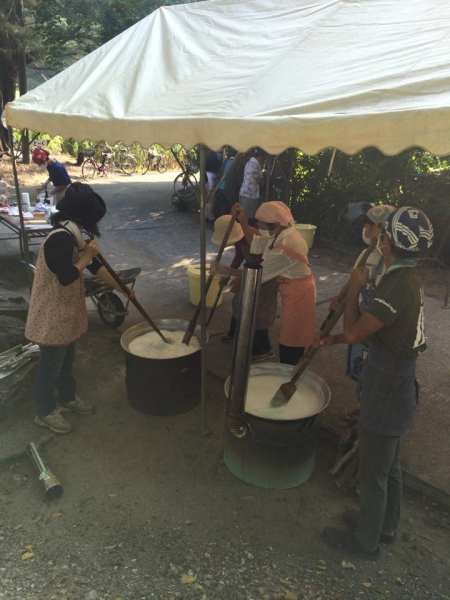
[{"xmin": 35, "ymin": 344, "xmax": 77, "ymax": 417}]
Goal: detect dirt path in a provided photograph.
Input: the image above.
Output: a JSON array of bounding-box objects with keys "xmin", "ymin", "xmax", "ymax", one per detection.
[
  {"xmin": 0, "ymin": 164, "xmax": 449, "ymax": 599},
  {"xmin": 0, "ymin": 331, "xmax": 449, "ymax": 600}
]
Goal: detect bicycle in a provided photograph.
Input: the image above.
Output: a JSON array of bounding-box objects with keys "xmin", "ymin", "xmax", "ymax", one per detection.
[
  {"xmin": 82, "ymin": 149, "xmax": 115, "ymax": 180},
  {"xmin": 142, "ymin": 151, "xmax": 168, "ymax": 174},
  {"xmin": 117, "ymin": 147, "xmax": 137, "ymax": 175},
  {"xmin": 173, "ymin": 159, "xmax": 199, "ymax": 198}
]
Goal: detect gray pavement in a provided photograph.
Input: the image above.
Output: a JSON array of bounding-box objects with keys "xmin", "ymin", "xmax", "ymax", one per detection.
[{"xmin": 3, "ymin": 170, "xmax": 450, "ymax": 499}]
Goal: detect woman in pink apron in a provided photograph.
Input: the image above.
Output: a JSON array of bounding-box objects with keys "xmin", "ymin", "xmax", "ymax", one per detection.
[
  {"xmin": 26, "ymin": 182, "xmax": 135, "ymax": 434},
  {"xmin": 211, "ymin": 201, "xmax": 315, "ymax": 365}
]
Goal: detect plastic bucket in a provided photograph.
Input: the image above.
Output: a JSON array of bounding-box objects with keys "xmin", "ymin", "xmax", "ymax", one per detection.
[
  {"xmin": 187, "ymin": 264, "xmax": 223, "ymax": 308},
  {"xmin": 294, "ymin": 224, "xmax": 317, "ymax": 249}
]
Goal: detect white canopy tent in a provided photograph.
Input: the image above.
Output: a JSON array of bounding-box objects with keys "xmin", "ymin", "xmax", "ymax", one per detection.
[
  {"xmin": 6, "ymin": 0, "xmax": 450, "ymax": 155},
  {"xmin": 5, "ymin": 0, "xmax": 450, "ymax": 431}
]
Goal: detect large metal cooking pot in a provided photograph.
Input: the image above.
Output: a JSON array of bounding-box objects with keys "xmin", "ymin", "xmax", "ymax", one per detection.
[
  {"xmin": 121, "ymin": 319, "xmax": 208, "ymax": 416},
  {"xmin": 224, "ymin": 363, "xmax": 331, "ymax": 489}
]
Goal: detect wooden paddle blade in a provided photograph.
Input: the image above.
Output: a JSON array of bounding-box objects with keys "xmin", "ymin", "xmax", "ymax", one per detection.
[{"xmin": 270, "ymin": 382, "xmax": 297, "ymax": 407}]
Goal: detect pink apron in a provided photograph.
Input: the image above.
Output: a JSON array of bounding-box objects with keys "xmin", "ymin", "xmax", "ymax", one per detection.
[{"xmin": 274, "ymin": 243, "xmax": 315, "ymax": 348}]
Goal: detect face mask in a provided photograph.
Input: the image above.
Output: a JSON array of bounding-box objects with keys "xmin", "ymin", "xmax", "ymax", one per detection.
[
  {"xmin": 377, "ymin": 235, "xmax": 388, "ymax": 254},
  {"xmin": 259, "ymin": 229, "xmax": 272, "ymax": 238},
  {"xmin": 362, "ymin": 230, "xmax": 372, "ymax": 245}
]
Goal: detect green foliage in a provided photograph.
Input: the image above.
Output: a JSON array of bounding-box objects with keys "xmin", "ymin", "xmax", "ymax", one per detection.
[
  {"xmin": 33, "ymin": 0, "xmax": 103, "ymax": 72},
  {"xmin": 33, "ymin": 0, "xmax": 196, "ymax": 72},
  {"xmin": 283, "ymin": 148, "xmax": 450, "ymax": 242},
  {"xmin": 101, "ymin": 0, "xmax": 194, "ymax": 43}
]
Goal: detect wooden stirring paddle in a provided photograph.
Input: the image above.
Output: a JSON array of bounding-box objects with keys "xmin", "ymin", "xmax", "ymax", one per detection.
[{"xmin": 270, "ymin": 237, "xmax": 377, "ymax": 407}]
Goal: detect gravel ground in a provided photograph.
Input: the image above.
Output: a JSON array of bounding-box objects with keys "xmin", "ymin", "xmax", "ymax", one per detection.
[
  {"xmin": 0, "ymin": 160, "xmax": 449, "ymax": 600},
  {"xmin": 0, "ymin": 332, "xmax": 449, "ymax": 600}
]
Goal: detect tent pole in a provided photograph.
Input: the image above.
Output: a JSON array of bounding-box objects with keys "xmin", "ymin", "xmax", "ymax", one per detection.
[
  {"xmin": 327, "ymin": 148, "xmax": 337, "ymax": 176},
  {"xmin": 8, "ymin": 126, "xmax": 32, "ymax": 292},
  {"xmin": 199, "ymin": 144, "xmax": 210, "ymax": 437}
]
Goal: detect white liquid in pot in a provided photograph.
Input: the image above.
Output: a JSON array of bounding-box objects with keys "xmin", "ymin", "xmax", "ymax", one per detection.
[
  {"xmin": 128, "ymin": 330, "xmax": 200, "ymax": 359},
  {"xmin": 245, "ymin": 374, "xmax": 323, "ymax": 420}
]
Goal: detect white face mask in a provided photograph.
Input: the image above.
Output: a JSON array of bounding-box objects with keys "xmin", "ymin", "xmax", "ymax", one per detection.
[
  {"xmin": 259, "ymin": 229, "xmax": 272, "ymax": 238},
  {"xmin": 376, "ymin": 234, "xmax": 388, "ymax": 254},
  {"xmin": 362, "ymin": 230, "xmax": 372, "ymax": 245}
]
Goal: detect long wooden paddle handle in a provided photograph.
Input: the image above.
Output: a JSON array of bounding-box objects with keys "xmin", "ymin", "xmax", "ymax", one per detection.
[
  {"xmin": 289, "ymin": 296, "xmax": 348, "ymax": 386},
  {"xmin": 183, "ymin": 216, "xmax": 237, "ymax": 344},
  {"xmin": 96, "ymin": 252, "xmax": 169, "ymax": 343},
  {"xmin": 324, "ymin": 237, "xmax": 377, "ymax": 323},
  {"xmin": 282, "ymin": 239, "xmax": 377, "ymax": 390},
  {"xmin": 206, "ymin": 276, "xmax": 230, "ymax": 327},
  {"xmin": 288, "ymin": 239, "xmax": 376, "ymax": 384}
]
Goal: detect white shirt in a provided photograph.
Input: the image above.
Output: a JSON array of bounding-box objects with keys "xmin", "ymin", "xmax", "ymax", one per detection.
[
  {"xmin": 239, "ymin": 157, "xmax": 262, "ymax": 199},
  {"xmin": 251, "ymin": 227, "xmax": 311, "ymax": 284}
]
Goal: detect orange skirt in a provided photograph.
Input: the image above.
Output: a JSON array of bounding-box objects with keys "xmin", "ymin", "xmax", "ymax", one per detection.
[{"xmin": 277, "ymin": 274, "xmax": 315, "ymax": 347}]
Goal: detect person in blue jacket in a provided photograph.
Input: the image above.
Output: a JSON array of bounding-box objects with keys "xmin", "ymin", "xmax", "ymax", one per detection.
[{"xmin": 33, "ymin": 148, "xmax": 72, "ymax": 204}]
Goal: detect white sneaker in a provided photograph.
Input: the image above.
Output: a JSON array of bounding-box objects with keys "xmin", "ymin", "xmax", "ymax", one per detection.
[
  {"xmin": 59, "ymin": 395, "xmax": 94, "ymax": 415},
  {"xmin": 35, "ymin": 409, "xmax": 72, "ymax": 434}
]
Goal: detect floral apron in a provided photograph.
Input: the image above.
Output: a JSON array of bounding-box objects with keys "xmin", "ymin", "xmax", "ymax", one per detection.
[{"xmin": 25, "ymin": 229, "xmax": 87, "ymax": 347}]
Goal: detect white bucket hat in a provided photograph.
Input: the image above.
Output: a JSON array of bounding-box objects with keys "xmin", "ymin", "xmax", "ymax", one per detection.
[{"xmin": 211, "ymin": 215, "xmax": 244, "ymax": 247}]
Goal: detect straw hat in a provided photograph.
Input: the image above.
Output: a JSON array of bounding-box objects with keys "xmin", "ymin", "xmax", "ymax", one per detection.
[{"xmin": 211, "ymin": 215, "xmax": 244, "ymax": 246}]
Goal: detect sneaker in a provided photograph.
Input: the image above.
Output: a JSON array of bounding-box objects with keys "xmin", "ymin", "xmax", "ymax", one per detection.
[
  {"xmin": 322, "ymin": 527, "xmax": 380, "ymax": 559},
  {"xmin": 59, "ymin": 395, "xmax": 94, "ymax": 415},
  {"xmin": 35, "ymin": 409, "xmax": 72, "ymax": 434},
  {"xmin": 343, "ymin": 508, "xmax": 396, "ymax": 544},
  {"xmin": 221, "ymin": 333, "xmax": 235, "ymax": 344},
  {"xmin": 252, "ymin": 351, "xmax": 275, "ymax": 363}
]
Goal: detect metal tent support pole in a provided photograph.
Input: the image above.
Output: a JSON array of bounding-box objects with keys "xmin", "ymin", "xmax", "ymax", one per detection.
[
  {"xmin": 8, "ymin": 126, "xmax": 32, "ymax": 292},
  {"xmin": 198, "ymin": 144, "xmax": 210, "ymax": 436},
  {"xmin": 226, "ymin": 262, "xmax": 263, "ymax": 436},
  {"xmin": 443, "ymin": 266, "xmax": 450, "ymax": 309},
  {"xmin": 265, "ymin": 156, "xmax": 271, "ymax": 202}
]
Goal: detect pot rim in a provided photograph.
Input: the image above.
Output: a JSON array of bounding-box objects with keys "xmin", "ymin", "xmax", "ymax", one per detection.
[
  {"xmin": 225, "ymin": 363, "xmax": 331, "ymax": 422},
  {"xmin": 120, "ymin": 319, "xmax": 208, "ymax": 360}
]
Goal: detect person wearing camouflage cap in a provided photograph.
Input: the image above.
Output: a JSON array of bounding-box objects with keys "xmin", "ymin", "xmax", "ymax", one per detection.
[
  {"xmin": 318, "ymin": 204, "xmax": 395, "ymax": 380},
  {"xmin": 322, "ymin": 207, "xmax": 433, "ymax": 558}
]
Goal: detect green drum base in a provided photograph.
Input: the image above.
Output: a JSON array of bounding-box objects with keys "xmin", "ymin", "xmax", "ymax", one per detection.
[{"xmin": 224, "ymin": 431, "xmax": 318, "ymax": 489}]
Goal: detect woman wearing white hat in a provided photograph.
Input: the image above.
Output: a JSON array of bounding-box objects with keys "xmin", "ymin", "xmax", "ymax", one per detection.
[{"xmin": 211, "ymin": 215, "xmax": 277, "ymax": 361}]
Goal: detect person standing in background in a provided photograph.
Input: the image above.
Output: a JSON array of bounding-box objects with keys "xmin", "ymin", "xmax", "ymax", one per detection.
[
  {"xmin": 205, "ymin": 149, "xmax": 223, "ymax": 221},
  {"xmin": 214, "ymin": 150, "xmax": 245, "ymax": 218},
  {"xmin": 33, "ymin": 149, "xmax": 72, "ymax": 205},
  {"xmin": 239, "ymin": 148, "xmax": 265, "ymax": 219}
]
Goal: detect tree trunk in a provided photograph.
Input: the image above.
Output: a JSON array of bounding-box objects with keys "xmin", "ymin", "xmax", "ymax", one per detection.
[
  {"xmin": 15, "ymin": 0, "xmax": 29, "ymax": 164},
  {"xmin": 0, "ymin": 32, "xmax": 17, "ymax": 153}
]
